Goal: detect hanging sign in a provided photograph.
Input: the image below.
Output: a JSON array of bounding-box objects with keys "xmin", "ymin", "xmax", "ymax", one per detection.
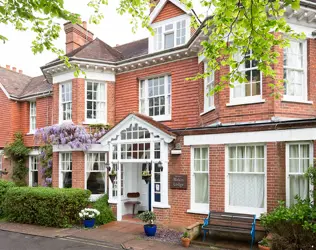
[{"xmin": 170, "ymin": 174, "xmax": 187, "ymax": 189}]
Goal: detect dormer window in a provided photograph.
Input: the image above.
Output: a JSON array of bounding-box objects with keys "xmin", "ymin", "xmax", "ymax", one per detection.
[{"xmin": 152, "ymin": 16, "xmax": 189, "ymax": 52}]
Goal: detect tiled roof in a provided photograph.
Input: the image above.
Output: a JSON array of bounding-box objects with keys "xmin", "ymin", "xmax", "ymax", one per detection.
[
  {"xmin": 19, "ymin": 75, "xmax": 52, "ymax": 98},
  {"xmin": 114, "ymin": 38, "xmax": 148, "ymax": 59},
  {"xmin": 0, "ymin": 67, "xmax": 52, "ymax": 99}
]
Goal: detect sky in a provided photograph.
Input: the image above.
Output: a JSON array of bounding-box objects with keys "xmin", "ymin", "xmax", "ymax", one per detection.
[{"xmin": 0, "ymin": 0, "xmax": 206, "ymax": 77}]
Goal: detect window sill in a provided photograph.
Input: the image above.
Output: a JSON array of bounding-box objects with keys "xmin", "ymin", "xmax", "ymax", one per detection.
[
  {"xmin": 200, "ymin": 107, "xmax": 215, "ymax": 116},
  {"xmin": 108, "ymin": 199, "xmax": 117, "ymax": 204},
  {"xmin": 281, "ymin": 98, "xmax": 313, "ymax": 105},
  {"xmin": 153, "ymin": 204, "xmax": 171, "ymax": 209},
  {"xmin": 83, "ymin": 121, "xmax": 108, "ymax": 125},
  {"xmin": 187, "ymin": 209, "xmax": 209, "ymax": 215},
  {"xmin": 151, "ymin": 116, "xmax": 172, "ymax": 122},
  {"xmin": 26, "ymin": 132, "xmax": 35, "ymax": 135},
  {"xmin": 226, "ymin": 99, "xmax": 265, "ymax": 107}
]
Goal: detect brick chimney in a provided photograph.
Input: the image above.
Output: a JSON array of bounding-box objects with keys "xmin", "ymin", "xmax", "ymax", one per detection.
[
  {"xmin": 19, "ymin": 69, "xmax": 23, "ymax": 74},
  {"xmin": 12, "ymin": 67, "xmax": 16, "ymax": 72},
  {"xmin": 64, "ymin": 21, "xmax": 94, "ymax": 54},
  {"xmin": 6, "ymin": 65, "xmax": 10, "ymax": 70},
  {"xmin": 150, "ymin": 0, "xmax": 160, "ymax": 13}
]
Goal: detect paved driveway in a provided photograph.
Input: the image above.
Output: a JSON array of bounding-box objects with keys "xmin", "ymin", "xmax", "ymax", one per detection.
[{"xmin": 0, "ymin": 231, "xmax": 121, "ymax": 250}]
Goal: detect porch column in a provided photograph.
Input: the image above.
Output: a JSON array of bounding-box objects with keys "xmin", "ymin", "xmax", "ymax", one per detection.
[{"xmin": 117, "ymin": 162, "xmax": 122, "ymax": 221}]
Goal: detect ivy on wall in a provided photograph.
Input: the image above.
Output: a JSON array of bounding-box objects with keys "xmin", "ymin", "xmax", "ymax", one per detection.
[{"xmin": 4, "ymin": 133, "xmax": 30, "ymax": 186}]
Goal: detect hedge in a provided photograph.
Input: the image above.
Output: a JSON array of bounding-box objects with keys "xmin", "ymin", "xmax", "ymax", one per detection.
[
  {"xmin": 3, "ymin": 187, "xmax": 91, "ymax": 227},
  {"xmin": 0, "ymin": 180, "xmax": 15, "ymax": 217},
  {"xmin": 93, "ymin": 194, "xmax": 115, "ymax": 225}
]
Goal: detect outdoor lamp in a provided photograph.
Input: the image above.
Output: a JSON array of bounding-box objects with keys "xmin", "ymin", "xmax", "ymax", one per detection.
[
  {"xmin": 157, "ymin": 161, "xmax": 163, "ymax": 172},
  {"xmin": 105, "ymin": 163, "xmax": 111, "ymax": 171}
]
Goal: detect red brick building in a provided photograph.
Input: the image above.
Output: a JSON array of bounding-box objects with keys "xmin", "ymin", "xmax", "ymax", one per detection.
[{"xmin": 1, "ymin": 0, "xmax": 316, "ymax": 226}]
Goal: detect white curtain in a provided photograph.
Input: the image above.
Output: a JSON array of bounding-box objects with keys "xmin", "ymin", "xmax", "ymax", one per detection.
[
  {"xmin": 229, "ymin": 174, "xmax": 264, "ymax": 208},
  {"xmin": 195, "ymin": 173, "xmax": 208, "ymax": 203},
  {"xmin": 289, "ymin": 175, "xmax": 309, "ymax": 206}
]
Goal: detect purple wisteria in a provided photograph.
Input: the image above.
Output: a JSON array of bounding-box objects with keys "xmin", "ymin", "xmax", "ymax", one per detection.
[{"xmin": 35, "ymin": 122, "xmax": 108, "ymax": 150}]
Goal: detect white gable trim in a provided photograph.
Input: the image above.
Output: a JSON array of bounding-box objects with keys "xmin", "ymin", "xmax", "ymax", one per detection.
[
  {"xmin": 149, "ymin": 0, "xmax": 190, "ymax": 24},
  {"xmin": 0, "ymin": 82, "xmax": 12, "ymax": 99},
  {"xmin": 98, "ymin": 114, "xmax": 175, "ymax": 144}
]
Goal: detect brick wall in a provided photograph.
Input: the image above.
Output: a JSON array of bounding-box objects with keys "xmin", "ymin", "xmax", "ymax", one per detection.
[
  {"xmin": 72, "ymin": 78, "xmax": 85, "ymax": 125},
  {"xmin": 152, "ymin": 1, "xmax": 185, "ymax": 23},
  {"xmin": 0, "ymin": 90, "xmax": 13, "ymax": 148},
  {"xmin": 52, "ymin": 152, "xmax": 59, "ymax": 187},
  {"xmin": 107, "ymin": 81, "xmax": 116, "ymax": 126},
  {"xmin": 116, "ymin": 58, "xmax": 200, "ymax": 129},
  {"xmin": 72, "ymin": 152, "xmax": 85, "ymax": 189}
]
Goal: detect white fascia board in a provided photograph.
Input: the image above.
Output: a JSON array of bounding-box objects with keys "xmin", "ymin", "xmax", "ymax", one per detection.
[
  {"xmin": 52, "ymin": 69, "xmax": 115, "ymax": 84},
  {"xmin": 53, "ymin": 144, "xmax": 106, "ymax": 152},
  {"xmin": 184, "ymin": 127, "xmax": 316, "ymax": 146},
  {"xmin": 149, "ymin": 0, "xmax": 190, "ymax": 24},
  {"xmin": 288, "ymin": 23, "xmax": 316, "ymax": 38},
  {"xmin": 151, "ymin": 14, "xmax": 190, "ymax": 29}
]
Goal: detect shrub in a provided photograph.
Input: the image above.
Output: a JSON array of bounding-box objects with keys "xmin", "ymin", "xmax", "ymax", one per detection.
[
  {"xmin": 0, "ymin": 180, "xmax": 15, "ymax": 217},
  {"xmin": 137, "ymin": 211, "xmax": 156, "ymax": 225},
  {"xmin": 3, "ymin": 187, "xmax": 91, "ymax": 228},
  {"xmin": 92, "ymin": 194, "xmax": 115, "ymax": 225}
]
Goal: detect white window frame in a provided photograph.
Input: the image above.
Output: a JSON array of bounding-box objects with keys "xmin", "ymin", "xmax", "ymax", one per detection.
[
  {"xmin": 225, "ymin": 144, "xmax": 267, "ymax": 217},
  {"xmin": 283, "ymin": 40, "xmax": 308, "ymax": 102},
  {"xmin": 29, "ymin": 156, "xmax": 39, "ymax": 187},
  {"xmin": 151, "ymin": 15, "xmax": 190, "ymax": 53},
  {"xmin": 59, "ymin": 152, "xmax": 72, "ymax": 188},
  {"xmin": 29, "ymin": 102, "xmax": 36, "ymax": 133},
  {"xmin": 111, "ymin": 163, "xmax": 124, "ymax": 199},
  {"xmin": 59, "ymin": 82, "xmax": 72, "ymax": 123},
  {"xmin": 229, "ymin": 50, "xmax": 264, "ymax": 105},
  {"xmin": 139, "ymin": 75, "xmax": 171, "ymax": 121},
  {"xmin": 285, "ymin": 142, "xmax": 313, "ymax": 207},
  {"xmin": 204, "ymin": 62, "xmax": 215, "ymax": 113},
  {"xmin": 189, "ymin": 146, "xmax": 209, "ymax": 214},
  {"xmin": 85, "ymin": 152, "xmax": 108, "ymax": 201},
  {"xmin": 85, "ymin": 80, "xmax": 107, "ymax": 124}
]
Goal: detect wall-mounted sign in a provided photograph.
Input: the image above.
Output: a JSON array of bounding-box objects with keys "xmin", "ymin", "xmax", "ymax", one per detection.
[{"xmin": 170, "ymin": 174, "xmax": 187, "ymax": 189}]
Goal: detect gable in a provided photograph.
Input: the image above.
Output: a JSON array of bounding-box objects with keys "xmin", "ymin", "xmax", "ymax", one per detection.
[{"xmin": 152, "ymin": 1, "xmax": 187, "ymax": 24}]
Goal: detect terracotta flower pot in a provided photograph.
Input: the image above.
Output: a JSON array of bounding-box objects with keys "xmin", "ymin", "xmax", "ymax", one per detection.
[
  {"xmin": 258, "ymin": 245, "xmax": 270, "ymax": 250},
  {"xmin": 181, "ymin": 237, "xmax": 190, "ymax": 248}
]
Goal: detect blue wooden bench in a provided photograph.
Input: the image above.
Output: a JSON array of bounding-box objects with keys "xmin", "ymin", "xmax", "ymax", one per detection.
[{"xmin": 202, "ymin": 211, "xmax": 256, "ymax": 249}]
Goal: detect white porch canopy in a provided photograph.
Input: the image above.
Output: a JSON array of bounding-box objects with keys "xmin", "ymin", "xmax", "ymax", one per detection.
[{"xmin": 98, "ymin": 113, "xmax": 175, "ymax": 220}]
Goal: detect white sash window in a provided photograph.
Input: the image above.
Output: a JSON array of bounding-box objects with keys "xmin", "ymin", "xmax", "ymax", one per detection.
[
  {"xmin": 29, "ymin": 102, "xmax": 36, "ymax": 133},
  {"xmin": 286, "ymin": 143, "xmax": 312, "ymax": 206},
  {"xmin": 86, "ymin": 153, "xmax": 107, "ymax": 196},
  {"xmin": 29, "ymin": 156, "xmax": 39, "ymax": 187},
  {"xmin": 226, "ymin": 145, "xmax": 266, "ymax": 216},
  {"xmin": 190, "ymin": 147, "xmax": 209, "ymax": 213},
  {"xmin": 86, "ymin": 81, "xmax": 107, "ymax": 123},
  {"xmin": 60, "ymin": 82, "xmax": 72, "ymax": 122},
  {"xmin": 283, "ymin": 40, "xmax": 307, "ymax": 102},
  {"xmin": 59, "ymin": 153, "xmax": 72, "ymax": 188}
]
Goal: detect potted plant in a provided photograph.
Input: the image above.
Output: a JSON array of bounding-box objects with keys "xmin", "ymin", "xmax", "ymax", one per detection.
[
  {"xmin": 142, "ymin": 170, "xmax": 151, "ymax": 184},
  {"xmin": 138, "ymin": 211, "xmax": 157, "ymax": 236},
  {"xmin": 108, "ymin": 169, "xmax": 117, "ymax": 184},
  {"xmin": 181, "ymin": 231, "xmax": 191, "ymax": 248},
  {"xmin": 258, "ymin": 237, "xmax": 271, "ymax": 250},
  {"xmin": 79, "ymin": 208, "xmax": 100, "ymax": 228}
]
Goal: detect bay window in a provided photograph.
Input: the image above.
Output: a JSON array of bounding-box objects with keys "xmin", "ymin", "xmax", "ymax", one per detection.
[
  {"xmin": 29, "ymin": 156, "xmax": 38, "ymax": 187},
  {"xmin": 60, "ymin": 82, "xmax": 72, "ymax": 122},
  {"xmin": 283, "ymin": 40, "xmax": 307, "ymax": 102},
  {"xmin": 190, "ymin": 147, "xmax": 209, "ymax": 212},
  {"xmin": 139, "ymin": 75, "xmax": 171, "ymax": 121},
  {"xmin": 86, "ymin": 81, "xmax": 107, "ymax": 123},
  {"xmin": 204, "ymin": 62, "xmax": 215, "ymax": 112},
  {"xmin": 230, "ymin": 50, "xmax": 262, "ymax": 104},
  {"xmin": 153, "ymin": 18, "xmax": 187, "ymax": 51},
  {"xmin": 286, "ymin": 143, "xmax": 312, "ymax": 206},
  {"xmin": 86, "ymin": 153, "xmax": 107, "ymax": 195},
  {"xmin": 29, "ymin": 102, "xmax": 36, "ymax": 133},
  {"xmin": 226, "ymin": 145, "xmax": 266, "ymax": 216},
  {"xmin": 59, "ymin": 153, "xmax": 72, "ymax": 188}
]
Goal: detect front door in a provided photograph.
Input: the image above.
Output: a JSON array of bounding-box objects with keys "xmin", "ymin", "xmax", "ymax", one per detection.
[{"xmin": 138, "ymin": 163, "xmax": 149, "ymax": 211}]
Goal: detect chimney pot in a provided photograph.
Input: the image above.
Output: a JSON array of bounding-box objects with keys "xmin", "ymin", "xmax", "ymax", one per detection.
[
  {"xmin": 82, "ymin": 21, "xmax": 87, "ymax": 30},
  {"xmin": 12, "ymin": 67, "xmax": 16, "ymax": 72},
  {"xmin": 6, "ymin": 65, "xmax": 10, "ymax": 69},
  {"xmin": 19, "ymin": 69, "xmax": 23, "ymax": 74}
]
